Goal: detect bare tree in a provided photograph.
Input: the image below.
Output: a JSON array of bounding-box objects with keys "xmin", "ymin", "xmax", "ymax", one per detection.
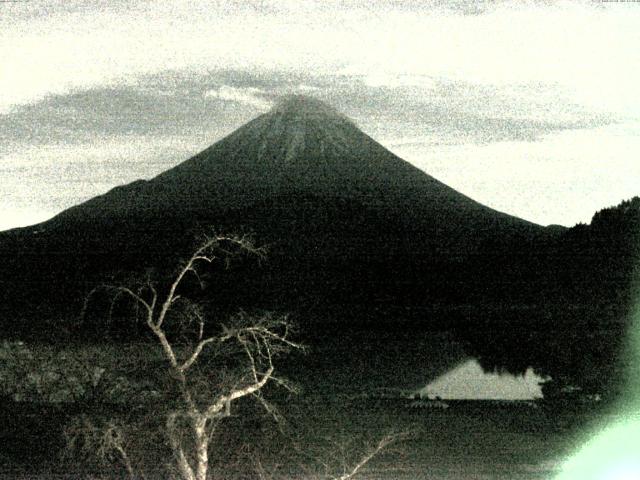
[
  {"xmin": 80, "ymin": 234, "xmax": 303, "ymax": 480},
  {"xmin": 71, "ymin": 233, "xmax": 406, "ymax": 480},
  {"xmin": 250, "ymin": 431, "xmax": 409, "ymax": 480}
]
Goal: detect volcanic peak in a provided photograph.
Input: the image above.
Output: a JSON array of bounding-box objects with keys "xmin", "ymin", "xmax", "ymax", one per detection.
[
  {"xmin": 265, "ymin": 95, "xmax": 357, "ymax": 132},
  {"xmin": 235, "ymin": 94, "xmax": 363, "ymax": 164},
  {"xmin": 271, "ymin": 94, "xmax": 344, "ymax": 117}
]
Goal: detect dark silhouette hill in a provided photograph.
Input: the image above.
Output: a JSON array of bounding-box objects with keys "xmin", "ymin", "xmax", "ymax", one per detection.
[
  {"xmin": 0, "ymin": 95, "xmax": 542, "ymax": 322},
  {"xmin": 459, "ymin": 197, "xmax": 640, "ymax": 397},
  {"xmin": 47, "ymin": 95, "xmax": 538, "ymax": 252},
  {"xmin": 0, "ymin": 96, "xmax": 637, "ymax": 395}
]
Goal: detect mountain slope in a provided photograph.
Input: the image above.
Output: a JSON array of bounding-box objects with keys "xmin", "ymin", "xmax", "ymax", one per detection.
[
  {"xmin": 47, "ymin": 95, "xmax": 538, "ymax": 254},
  {"xmin": 1, "ymin": 95, "xmax": 544, "ymax": 335}
]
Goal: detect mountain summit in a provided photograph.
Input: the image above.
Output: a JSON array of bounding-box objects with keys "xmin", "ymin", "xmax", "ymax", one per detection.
[
  {"xmin": 246, "ymin": 94, "xmax": 362, "ymax": 164},
  {"xmin": 157, "ymin": 93, "xmax": 380, "ymax": 183},
  {"xmin": 270, "ymin": 94, "xmax": 350, "ymax": 122}
]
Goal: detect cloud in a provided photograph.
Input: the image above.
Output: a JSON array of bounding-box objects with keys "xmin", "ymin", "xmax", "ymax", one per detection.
[
  {"xmin": 0, "ymin": 80, "xmax": 264, "ymax": 147},
  {"xmin": 2, "ymin": 71, "xmax": 607, "ymax": 155},
  {"xmin": 295, "ymin": 84, "xmax": 321, "ymax": 93},
  {"xmin": 1, "ymin": 0, "xmax": 639, "ymax": 118},
  {"xmin": 203, "ymin": 86, "xmax": 273, "ymax": 109},
  {"xmin": 362, "ymin": 73, "xmax": 436, "ymax": 90},
  {"xmin": 329, "ymin": 79, "xmax": 613, "ymax": 146}
]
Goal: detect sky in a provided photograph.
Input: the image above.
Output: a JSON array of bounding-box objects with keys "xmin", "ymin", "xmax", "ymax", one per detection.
[{"xmin": 2, "ymin": 0, "xmax": 640, "ymax": 230}]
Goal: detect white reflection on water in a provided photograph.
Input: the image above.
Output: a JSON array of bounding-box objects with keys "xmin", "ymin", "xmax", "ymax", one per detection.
[{"xmin": 417, "ymin": 358, "xmax": 548, "ymax": 400}]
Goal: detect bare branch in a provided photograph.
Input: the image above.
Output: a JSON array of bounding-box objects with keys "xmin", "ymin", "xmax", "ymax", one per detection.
[
  {"xmin": 332, "ymin": 433, "xmax": 408, "ymax": 480},
  {"xmin": 245, "ymin": 325, "xmax": 305, "ymax": 351},
  {"xmin": 155, "ymin": 234, "xmax": 258, "ymax": 330},
  {"xmin": 205, "ymin": 365, "xmax": 275, "ymax": 420},
  {"xmin": 108, "ymin": 289, "xmax": 127, "ymax": 324},
  {"xmin": 110, "ymin": 286, "xmax": 152, "ymax": 316},
  {"xmin": 82, "ymin": 284, "xmax": 153, "ymax": 323},
  {"xmin": 191, "ymin": 255, "xmax": 215, "ymax": 264},
  {"xmin": 240, "ymin": 337, "xmax": 259, "ymax": 383},
  {"xmin": 179, "ymin": 337, "xmax": 220, "ymax": 372},
  {"xmin": 147, "ymin": 280, "xmax": 158, "ymax": 313},
  {"xmin": 197, "ymin": 312, "xmax": 204, "ymax": 342},
  {"xmin": 150, "ymin": 326, "xmax": 179, "ymax": 370},
  {"xmin": 251, "ymin": 392, "xmax": 288, "ymax": 429},
  {"xmin": 264, "ymin": 374, "xmax": 301, "ymax": 395},
  {"xmin": 155, "ymin": 239, "xmax": 216, "ymax": 329},
  {"xmin": 101, "ymin": 422, "xmax": 135, "ymax": 480}
]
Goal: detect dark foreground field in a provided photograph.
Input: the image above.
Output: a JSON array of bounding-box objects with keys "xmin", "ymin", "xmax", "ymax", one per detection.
[{"xmin": 0, "ymin": 394, "xmax": 613, "ymax": 480}]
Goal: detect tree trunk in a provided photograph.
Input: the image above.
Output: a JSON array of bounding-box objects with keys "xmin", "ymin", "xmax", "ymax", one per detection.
[
  {"xmin": 167, "ymin": 412, "xmax": 196, "ymax": 480},
  {"xmin": 194, "ymin": 417, "xmax": 210, "ymax": 480},
  {"xmin": 176, "ymin": 446, "xmax": 196, "ymax": 480}
]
